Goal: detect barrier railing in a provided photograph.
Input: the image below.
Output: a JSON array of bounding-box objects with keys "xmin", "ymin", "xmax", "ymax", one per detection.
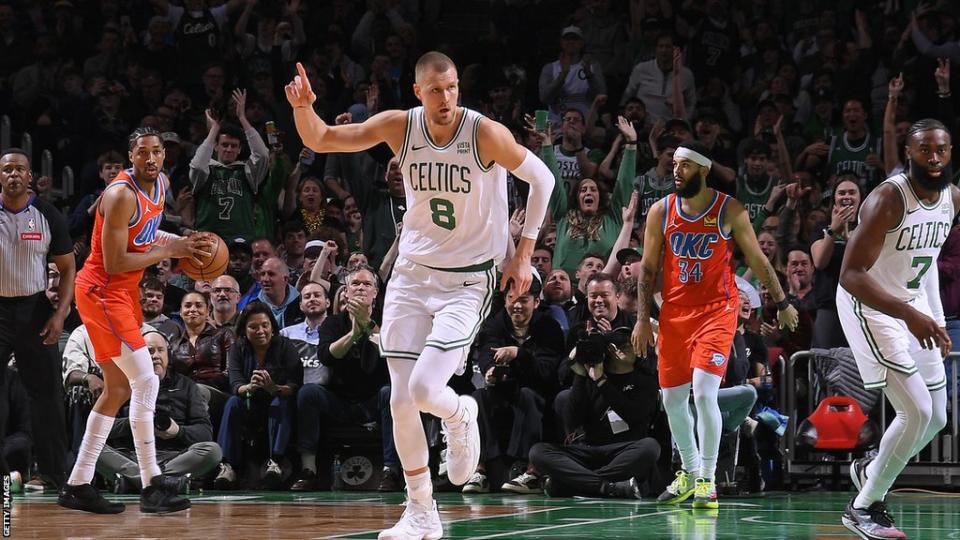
[{"xmin": 782, "ymin": 350, "xmax": 958, "ymax": 486}]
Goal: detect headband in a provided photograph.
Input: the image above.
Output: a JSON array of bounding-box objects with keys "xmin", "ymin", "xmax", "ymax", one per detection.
[{"xmin": 674, "ymin": 147, "xmax": 712, "ymax": 169}]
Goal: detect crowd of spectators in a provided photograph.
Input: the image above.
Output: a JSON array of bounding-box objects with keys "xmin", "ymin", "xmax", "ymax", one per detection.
[{"xmin": 1, "ymin": 0, "xmax": 959, "ymax": 496}]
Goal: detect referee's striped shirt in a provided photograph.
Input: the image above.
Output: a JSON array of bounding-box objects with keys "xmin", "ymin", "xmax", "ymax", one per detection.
[{"xmin": 0, "ymin": 194, "xmax": 73, "ymax": 297}]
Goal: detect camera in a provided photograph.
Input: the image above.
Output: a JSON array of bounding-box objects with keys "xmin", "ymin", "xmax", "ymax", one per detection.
[
  {"xmin": 154, "ymin": 405, "xmax": 172, "ymax": 431},
  {"xmin": 574, "ymin": 325, "xmax": 631, "ymax": 366}
]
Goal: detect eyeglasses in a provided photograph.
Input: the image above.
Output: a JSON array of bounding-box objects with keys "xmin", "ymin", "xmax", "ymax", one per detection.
[{"xmin": 212, "ymin": 287, "xmax": 239, "ymax": 294}]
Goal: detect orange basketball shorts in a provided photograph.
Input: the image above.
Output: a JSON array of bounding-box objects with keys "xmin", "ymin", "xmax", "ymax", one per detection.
[
  {"xmin": 657, "ymin": 297, "xmax": 739, "ymax": 389},
  {"xmin": 75, "ymin": 283, "xmax": 146, "ymax": 363}
]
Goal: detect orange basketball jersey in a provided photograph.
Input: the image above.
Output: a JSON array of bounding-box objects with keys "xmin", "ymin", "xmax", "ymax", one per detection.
[
  {"xmin": 660, "ymin": 190, "xmax": 737, "ymax": 307},
  {"xmin": 78, "ymin": 169, "xmax": 167, "ymax": 291}
]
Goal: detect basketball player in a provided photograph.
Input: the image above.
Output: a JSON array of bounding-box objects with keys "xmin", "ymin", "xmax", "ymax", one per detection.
[
  {"xmin": 630, "ymin": 140, "xmax": 798, "ymax": 509},
  {"xmin": 58, "ymin": 127, "xmax": 210, "ymax": 514},
  {"xmin": 837, "ymin": 119, "xmax": 956, "ymax": 540},
  {"xmin": 286, "ymin": 53, "xmax": 554, "ymax": 539}
]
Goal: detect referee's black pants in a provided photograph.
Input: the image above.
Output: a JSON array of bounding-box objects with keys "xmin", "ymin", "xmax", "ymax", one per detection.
[{"xmin": 0, "ymin": 293, "xmax": 68, "ymax": 485}]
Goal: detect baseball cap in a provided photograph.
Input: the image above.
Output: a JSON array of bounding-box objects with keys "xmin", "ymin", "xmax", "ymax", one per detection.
[
  {"xmin": 561, "ymin": 26, "xmax": 583, "ymax": 38},
  {"xmin": 304, "ymin": 240, "xmax": 326, "ymax": 258},
  {"xmin": 695, "ymin": 107, "xmax": 723, "ymax": 124},
  {"xmin": 665, "ymin": 118, "xmax": 692, "ymax": 134},
  {"xmin": 160, "ymin": 132, "xmax": 181, "ymax": 145},
  {"xmin": 757, "ymin": 98, "xmax": 777, "ymax": 111},
  {"xmin": 616, "ymin": 247, "xmax": 644, "ymax": 266},
  {"xmin": 227, "ymin": 237, "xmax": 252, "ymax": 255}
]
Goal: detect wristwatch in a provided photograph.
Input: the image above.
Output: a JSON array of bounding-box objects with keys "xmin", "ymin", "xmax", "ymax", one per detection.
[
  {"xmin": 823, "ymin": 227, "xmax": 842, "ymax": 241},
  {"xmin": 775, "ymin": 298, "xmax": 790, "ymax": 311}
]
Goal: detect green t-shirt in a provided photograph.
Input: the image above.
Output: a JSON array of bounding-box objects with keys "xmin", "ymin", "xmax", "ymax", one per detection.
[
  {"xmin": 546, "ymin": 144, "xmax": 636, "ymax": 279},
  {"xmin": 195, "ymin": 164, "xmax": 257, "ymax": 241},
  {"xmin": 736, "ymin": 174, "xmax": 774, "ymax": 221}
]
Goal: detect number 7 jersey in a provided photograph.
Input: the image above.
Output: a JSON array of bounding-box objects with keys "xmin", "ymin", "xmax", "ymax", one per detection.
[
  {"xmin": 396, "ymin": 106, "xmax": 509, "ymax": 269},
  {"xmin": 852, "ymin": 173, "xmax": 953, "ymax": 302},
  {"xmin": 660, "ymin": 191, "xmax": 737, "ymax": 307}
]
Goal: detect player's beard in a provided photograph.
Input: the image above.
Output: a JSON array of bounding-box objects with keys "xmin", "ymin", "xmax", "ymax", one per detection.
[
  {"xmin": 910, "ymin": 157, "xmax": 954, "ymax": 192},
  {"xmin": 677, "ymin": 172, "xmax": 705, "ymax": 199}
]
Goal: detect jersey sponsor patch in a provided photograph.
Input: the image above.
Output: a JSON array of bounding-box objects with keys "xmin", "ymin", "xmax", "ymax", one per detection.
[
  {"xmin": 20, "ymin": 232, "xmax": 42, "ymax": 241},
  {"xmin": 709, "ymin": 352, "xmax": 727, "ymax": 366},
  {"xmin": 704, "ymin": 216, "xmax": 717, "ymax": 227}
]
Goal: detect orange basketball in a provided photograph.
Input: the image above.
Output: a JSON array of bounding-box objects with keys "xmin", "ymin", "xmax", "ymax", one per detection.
[{"xmin": 179, "ymin": 232, "xmax": 229, "ymax": 281}]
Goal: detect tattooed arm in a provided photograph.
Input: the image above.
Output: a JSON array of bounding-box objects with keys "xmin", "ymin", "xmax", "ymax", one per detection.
[
  {"xmin": 727, "ymin": 198, "xmax": 800, "ymax": 331},
  {"xmin": 630, "ymin": 199, "xmax": 666, "ymax": 357}
]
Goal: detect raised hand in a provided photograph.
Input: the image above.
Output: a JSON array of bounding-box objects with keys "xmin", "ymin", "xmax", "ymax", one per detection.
[
  {"xmin": 286, "ymin": 62, "xmax": 317, "ymax": 109},
  {"xmin": 233, "ymin": 88, "xmax": 248, "ymax": 125},
  {"xmin": 205, "ymin": 108, "xmax": 220, "ymax": 133},
  {"xmin": 622, "ymin": 191, "xmax": 638, "ymax": 223},
  {"xmin": 888, "ymin": 72, "xmax": 904, "ymax": 100},
  {"xmin": 616, "ymin": 115, "xmax": 637, "ymax": 143},
  {"xmin": 672, "ymin": 46, "xmax": 683, "ymax": 71},
  {"xmin": 785, "ymin": 182, "xmax": 811, "ymax": 202},
  {"xmin": 509, "ymin": 208, "xmax": 525, "ymax": 239},
  {"xmin": 936, "ymin": 58, "xmax": 950, "ymax": 94},
  {"xmin": 366, "ymin": 83, "xmax": 379, "ymax": 114}
]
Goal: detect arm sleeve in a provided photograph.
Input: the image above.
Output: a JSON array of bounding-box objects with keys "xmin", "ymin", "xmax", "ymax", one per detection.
[
  {"xmin": 244, "ymin": 127, "xmax": 271, "ymax": 192},
  {"xmin": 39, "ymin": 201, "xmax": 73, "ymax": 256},
  {"xmin": 510, "ymin": 148, "xmax": 556, "ymax": 240}
]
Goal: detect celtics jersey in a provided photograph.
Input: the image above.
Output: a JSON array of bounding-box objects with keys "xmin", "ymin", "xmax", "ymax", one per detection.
[
  {"xmin": 195, "ymin": 163, "xmax": 257, "ymax": 241},
  {"xmin": 736, "ymin": 174, "xmax": 774, "ymax": 221},
  {"xmin": 828, "ymin": 130, "xmax": 882, "ymax": 184},
  {"xmin": 852, "ymin": 173, "xmax": 953, "ymax": 303},
  {"xmin": 396, "ymin": 107, "xmax": 509, "ymax": 268},
  {"xmin": 636, "ymin": 168, "xmax": 674, "ymax": 218}
]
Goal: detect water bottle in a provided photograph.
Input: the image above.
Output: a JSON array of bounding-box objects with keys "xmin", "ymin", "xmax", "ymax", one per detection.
[
  {"xmin": 762, "ymin": 364, "xmax": 773, "ymax": 390},
  {"xmin": 332, "ymin": 454, "xmax": 343, "ymax": 491}
]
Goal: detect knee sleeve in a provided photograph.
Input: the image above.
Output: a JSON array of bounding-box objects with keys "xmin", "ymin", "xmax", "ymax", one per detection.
[{"xmin": 128, "ymin": 372, "xmax": 159, "ymax": 420}]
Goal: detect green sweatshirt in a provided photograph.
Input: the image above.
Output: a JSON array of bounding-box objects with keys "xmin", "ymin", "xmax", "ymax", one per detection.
[{"xmin": 545, "ymin": 144, "xmax": 636, "ymax": 280}]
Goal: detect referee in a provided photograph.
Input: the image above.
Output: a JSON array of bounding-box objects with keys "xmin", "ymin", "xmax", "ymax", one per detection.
[{"xmin": 0, "ymin": 148, "xmax": 73, "ymax": 489}]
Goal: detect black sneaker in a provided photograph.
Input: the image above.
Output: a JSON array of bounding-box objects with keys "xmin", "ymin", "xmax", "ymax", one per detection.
[
  {"xmin": 262, "ymin": 459, "xmax": 282, "ymax": 490},
  {"xmin": 58, "ymin": 483, "xmax": 125, "ymax": 514},
  {"xmin": 140, "ymin": 475, "xmax": 191, "ymax": 514},
  {"xmin": 604, "ymin": 478, "xmax": 642, "ymax": 499},
  {"xmin": 841, "ymin": 500, "xmax": 906, "ymax": 539},
  {"xmin": 378, "ymin": 467, "xmax": 402, "ymax": 492},
  {"xmin": 290, "ymin": 470, "xmax": 319, "ymax": 492},
  {"xmin": 850, "ymin": 456, "xmax": 873, "ymax": 492}
]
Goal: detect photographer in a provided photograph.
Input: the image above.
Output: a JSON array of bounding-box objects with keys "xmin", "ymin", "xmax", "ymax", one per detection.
[
  {"xmin": 97, "ymin": 330, "xmax": 222, "ymax": 493},
  {"xmin": 531, "ymin": 274, "xmax": 660, "ymax": 498},
  {"xmin": 463, "ymin": 278, "xmax": 565, "ymax": 494}
]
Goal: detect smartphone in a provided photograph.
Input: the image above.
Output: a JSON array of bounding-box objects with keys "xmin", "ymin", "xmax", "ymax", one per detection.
[
  {"xmin": 535, "ymin": 110, "xmax": 549, "ymax": 131},
  {"xmin": 301, "ymin": 148, "xmax": 316, "ymax": 166},
  {"xmin": 265, "ymin": 120, "xmax": 279, "ymax": 147}
]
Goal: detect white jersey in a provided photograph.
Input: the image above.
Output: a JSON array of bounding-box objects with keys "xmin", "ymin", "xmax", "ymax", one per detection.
[
  {"xmin": 850, "ymin": 173, "xmax": 953, "ymax": 303},
  {"xmin": 396, "ymin": 106, "xmax": 509, "ymax": 269}
]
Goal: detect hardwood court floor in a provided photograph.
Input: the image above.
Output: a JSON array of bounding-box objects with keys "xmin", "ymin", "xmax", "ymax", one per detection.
[{"xmin": 8, "ymin": 490, "xmax": 959, "ymax": 539}]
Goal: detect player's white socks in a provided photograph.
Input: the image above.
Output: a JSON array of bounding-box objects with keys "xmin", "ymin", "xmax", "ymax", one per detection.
[
  {"xmin": 404, "ymin": 469, "xmax": 433, "ymax": 506},
  {"xmin": 387, "ymin": 359, "xmax": 430, "ymax": 471},
  {"xmin": 911, "ymin": 387, "xmax": 947, "ymax": 456},
  {"xmin": 692, "ymin": 369, "xmax": 722, "ymax": 482},
  {"xmin": 408, "ymin": 347, "xmax": 462, "ymax": 420},
  {"xmin": 662, "ymin": 383, "xmax": 701, "ymax": 475},
  {"xmin": 67, "ymin": 411, "xmax": 115, "ymax": 486},
  {"xmin": 115, "ymin": 347, "xmax": 163, "ymax": 487},
  {"xmin": 856, "ymin": 371, "xmax": 932, "ymax": 509}
]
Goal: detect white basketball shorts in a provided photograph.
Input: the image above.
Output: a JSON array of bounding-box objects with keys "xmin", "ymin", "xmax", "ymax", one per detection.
[
  {"xmin": 837, "ymin": 287, "xmax": 947, "ymax": 391},
  {"xmin": 379, "ymin": 256, "xmax": 496, "ymax": 367}
]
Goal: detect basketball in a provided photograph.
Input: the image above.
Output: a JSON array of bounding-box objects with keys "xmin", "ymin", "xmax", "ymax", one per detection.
[{"xmin": 179, "ymin": 232, "xmax": 229, "ymax": 281}]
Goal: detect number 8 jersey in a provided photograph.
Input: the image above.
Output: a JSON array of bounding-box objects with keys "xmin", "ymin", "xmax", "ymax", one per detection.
[
  {"xmin": 660, "ymin": 191, "xmax": 737, "ymax": 307},
  {"xmin": 396, "ymin": 107, "xmax": 509, "ymax": 269}
]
